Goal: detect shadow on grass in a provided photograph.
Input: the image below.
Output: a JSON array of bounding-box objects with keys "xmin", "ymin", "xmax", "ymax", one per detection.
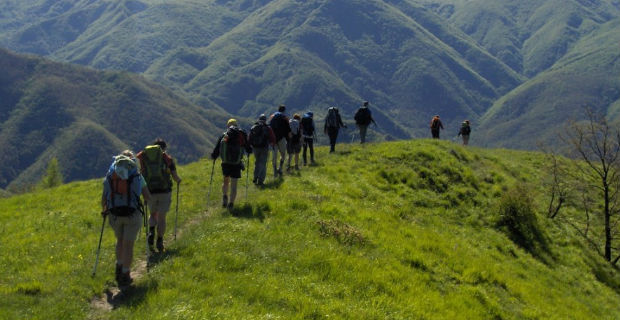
[
  {"xmin": 228, "ymin": 203, "xmax": 267, "ymax": 222},
  {"xmin": 147, "ymin": 247, "xmax": 180, "ymax": 268},
  {"xmin": 107, "ymin": 280, "xmax": 156, "ymax": 309},
  {"xmin": 261, "ymin": 177, "xmax": 284, "ymax": 189}
]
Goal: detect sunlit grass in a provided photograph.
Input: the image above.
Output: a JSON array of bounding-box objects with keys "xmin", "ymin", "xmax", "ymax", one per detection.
[{"xmin": 1, "ymin": 140, "xmax": 620, "ymax": 319}]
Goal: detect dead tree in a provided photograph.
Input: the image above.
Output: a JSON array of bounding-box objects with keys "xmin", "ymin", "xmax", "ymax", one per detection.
[{"xmin": 563, "ymin": 109, "xmax": 620, "ymax": 263}]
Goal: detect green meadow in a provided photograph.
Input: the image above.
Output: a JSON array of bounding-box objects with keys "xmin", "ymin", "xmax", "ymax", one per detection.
[{"xmin": 1, "ymin": 140, "xmax": 619, "ymax": 319}]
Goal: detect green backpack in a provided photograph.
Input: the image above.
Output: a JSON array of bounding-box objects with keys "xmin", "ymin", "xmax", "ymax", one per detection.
[{"xmin": 139, "ymin": 145, "xmax": 172, "ymax": 193}]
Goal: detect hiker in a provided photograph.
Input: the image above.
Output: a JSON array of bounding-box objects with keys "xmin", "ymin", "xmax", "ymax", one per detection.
[
  {"xmin": 354, "ymin": 101, "xmax": 376, "ymax": 144},
  {"xmin": 136, "ymin": 139, "xmax": 182, "ymax": 253},
  {"xmin": 458, "ymin": 120, "xmax": 471, "ymax": 145},
  {"xmin": 249, "ymin": 114, "xmax": 275, "ymax": 186},
  {"xmin": 324, "ymin": 106, "xmax": 346, "ymax": 153},
  {"xmin": 301, "ymin": 111, "xmax": 316, "ymax": 165},
  {"xmin": 268, "ymin": 105, "xmax": 292, "ymax": 177},
  {"xmin": 430, "ymin": 115, "xmax": 444, "ymax": 139},
  {"xmin": 211, "ymin": 119, "xmax": 252, "ymax": 210},
  {"xmin": 287, "ymin": 113, "xmax": 302, "ymax": 171},
  {"xmin": 101, "ymin": 150, "xmax": 151, "ymax": 287}
]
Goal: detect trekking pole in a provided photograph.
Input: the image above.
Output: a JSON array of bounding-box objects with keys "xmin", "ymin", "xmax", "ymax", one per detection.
[
  {"xmin": 144, "ymin": 203, "xmax": 150, "ymax": 268},
  {"xmin": 91, "ymin": 213, "xmax": 107, "ymax": 277},
  {"xmin": 206, "ymin": 158, "xmax": 216, "ymax": 207},
  {"xmin": 174, "ymin": 182, "xmax": 179, "ymax": 241},
  {"xmin": 245, "ymin": 153, "xmax": 250, "ymax": 201},
  {"xmin": 351, "ymin": 132, "xmax": 356, "ymax": 144}
]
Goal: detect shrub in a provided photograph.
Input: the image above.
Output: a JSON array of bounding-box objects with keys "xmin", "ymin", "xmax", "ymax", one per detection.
[{"xmin": 496, "ymin": 185, "xmax": 550, "ymax": 258}]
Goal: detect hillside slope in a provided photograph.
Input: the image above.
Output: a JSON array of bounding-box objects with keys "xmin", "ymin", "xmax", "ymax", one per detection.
[
  {"xmin": 476, "ymin": 19, "xmax": 620, "ymax": 149},
  {"xmin": 0, "ymin": 0, "xmax": 522, "ymax": 140},
  {"xmin": 419, "ymin": 0, "xmax": 620, "ymax": 76},
  {"xmin": 1, "ymin": 140, "xmax": 619, "ymax": 319},
  {"xmin": 0, "ymin": 48, "xmax": 228, "ymax": 190}
]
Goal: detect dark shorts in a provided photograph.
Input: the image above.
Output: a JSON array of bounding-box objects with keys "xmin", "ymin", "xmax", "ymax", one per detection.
[
  {"xmin": 288, "ymin": 140, "xmax": 302, "ymax": 154},
  {"xmin": 221, "ymin": 163, "xmax": 242, "ymax": 179}
]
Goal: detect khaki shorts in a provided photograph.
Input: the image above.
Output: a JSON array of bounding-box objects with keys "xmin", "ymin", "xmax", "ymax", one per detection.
[
  {"xmin": 109, "ymin": 211, "xmax": 142, "ymax": 242},
  {"xmin": 149, "ymin": 192, "xmax": 172, "ymax": 214}
]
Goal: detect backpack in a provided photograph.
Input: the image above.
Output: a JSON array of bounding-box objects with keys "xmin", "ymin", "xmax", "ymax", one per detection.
[
  {"xmin": 250, "ymin": 123, "xmax": 269, "ymax": 148},
  {"xmin": 326, "ymin": 108, "xmax": 339, "ymax": 128},
  {"xmin": 269, "ymin": 112, "xmax": 286, "ymax": 133},
  {"xmin": 354, "ymin": 107, "xmax": 371, "ymax": 125},
  {"xmin": 289, "ymin": 119, "xmax": 301, "ymax": 143},
  {"xmin": 301, "ymin": 115, "xmax": 314, "ymax": 136},
  {"xmin": 431, "ymin": 118, "xmax": 441, "ymax": 130},
  {"xmin": 220, "ymin": 126, "xmax": 245, "ymax": 165},
  {"xmin": 106, "ymin": 155, "xmax": 139, "ymax": 216},
  {"xmin": 460, "ymin": 123, "xmax": 471, "ymax": 135},
  {"xmin": 139, "ymin": 145, "xmax": 172, "ymax": 193}
]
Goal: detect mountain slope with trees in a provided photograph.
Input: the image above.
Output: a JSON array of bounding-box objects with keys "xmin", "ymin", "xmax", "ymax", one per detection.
[
  {"xmin": 1, "ymin": 0, "xmax": 620, "ymax": 153},
  {"xmin": 0, "ymin": 48, "xmax": 228, "ymax": 190},
  {"xmin": 476, "ymin": 19, "xmax": 620, "ymax": 149},
  {"xmin": 418, "ymin": 0, "xmax": 620, "ymax": 76},
  {"xmin": 0, "ymin": 0, "xmax": 522, "ymax": 139}
]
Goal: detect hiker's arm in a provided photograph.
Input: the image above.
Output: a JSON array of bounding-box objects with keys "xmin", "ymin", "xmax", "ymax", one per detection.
[
  {"xmin": 268, "ymin": 127, "xmax": 276, "ymax": 146},
  {"xmin": 101, "ymin": 193, "xmax": 107, "ymax": 212},
  {"xmin": 171, "ymin": 169, "xmax": 182, "ymax": 184},
  {"xmin": 143, "ymin": 188, "xmax": 152, "ymax": 203},
  {"xmin": 101, "ymin": 181, "xmax": 109, "ymax": 215},
  {"xmin": 211, "ymin": 135, "xmax": 222, "ymax": 159}
]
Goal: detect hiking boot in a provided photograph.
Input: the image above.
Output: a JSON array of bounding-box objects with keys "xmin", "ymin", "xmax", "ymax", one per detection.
[
  {"xmin": 295, "ymin": 165, "xmax": 299, "ymax": 170},
  {"xmin": 117, "ymin": 271, "xmax": 132, "ymax": 287},
  {"xmin": 156, "ymin": 237, "xmax": 164, "ymax": 253},
  {"xmin": 147, "ymin": 227, "xmax": 155, "ymax": 247},
  {"xmin": 222, "ymin": 195, "xmax": 228, "ymax": 208},
  {"xmin": 227, "ymin": 202, "xmax": 234, "ymax": 211},
  {"xmin": 115, "ymin": 264, "xmax": 122, "ymax": 282}
]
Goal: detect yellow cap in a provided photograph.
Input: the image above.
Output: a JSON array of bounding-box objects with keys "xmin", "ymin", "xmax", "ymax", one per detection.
[{"xmin": 227, "ymin": 118, "xmax": 237, "ymax": 127}]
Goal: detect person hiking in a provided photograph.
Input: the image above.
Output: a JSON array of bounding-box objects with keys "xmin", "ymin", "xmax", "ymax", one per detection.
[
  {"xmin": 268, "ymin": 105, "xmax": 292, "ymax": 177},
  {"xmin": 354, "ymin": 101, "xmax": 376, "ymax": 144},
  {"xmin": 101, "ymin": 150, "xmax": 151, "ymax": 287},
  {"xmin": 211, "ymin": 119, "xmax": 252, "ymax": 210},
  {"xmin": 458, "ymin": 120, "xmax": 471, "ymax": 146},
  {"xmin": 430, "ymin": 115, "xmax": 444, "ymax": 139},
  {"xmin": 136, "ymin": 139, "xmax": 182, "ymax": 253},
  {"xmin": 287, "ymin": 113, "xmax": 302, "ymax": 171},
  {"xmin": 249, "ymin": 114, "xmax": 275, "ymax": 186},
  {"xmin": 324, "ymin": 106, "xmax": 346, "ymax": 153},
  {"xmin": 301, "ymin": 111, "xmax": 316, "ymax": 165}
]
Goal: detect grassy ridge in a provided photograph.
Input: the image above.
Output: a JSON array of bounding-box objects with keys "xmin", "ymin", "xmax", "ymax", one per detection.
[{"xmin": 2, "ymin": 140, "xmax": 620, "ymax": 319}]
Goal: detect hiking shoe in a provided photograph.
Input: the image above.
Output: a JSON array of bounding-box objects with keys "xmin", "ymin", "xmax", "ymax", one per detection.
[
  {"xmin": 227, "ymin": 202, "xmax": 234, "ymax": 211},
  {"xmin": 117, "ymin": 271, "xmax": 132, "ymax": 287},
  {"xmin": 222, "ymin": 195, "xmax": 228, "ymax": 208},
  {"xmin": 115, "ymin": 264, "xmax": 122, "ymax": 282},
  {"xmin": 147, "ymin": 228, "xmax": 155, "ymax": 247},
  {"xmin": 156, "ymin": 237, "xmax": 164, "ymax": 253}
]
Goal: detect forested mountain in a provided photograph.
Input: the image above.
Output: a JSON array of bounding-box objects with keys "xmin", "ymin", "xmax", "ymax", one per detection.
[
  {"xmin": 0, "ymin": 48, "xmax": 227, "ymax": 190},
  {"xmin": 1, "ymin": 0, "xmax": 620, "ymax": 161},
  {"xmin": 477, "ymin": 19, "xmax": 620, "ymax": 149},
  {"xmin": 0, "ymin": 0, "xmax": 522, "ymax": 139}
]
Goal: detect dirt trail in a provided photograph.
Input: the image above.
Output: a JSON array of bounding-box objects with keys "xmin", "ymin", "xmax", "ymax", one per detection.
[{"xmin": 88, "ymin": 209, "xmax": 213, "ymax": 315}]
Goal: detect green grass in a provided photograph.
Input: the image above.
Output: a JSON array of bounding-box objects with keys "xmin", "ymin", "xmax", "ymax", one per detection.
[{"xmin": 2, "ymin": 140, "xmax": 620, "ymax": 319}]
